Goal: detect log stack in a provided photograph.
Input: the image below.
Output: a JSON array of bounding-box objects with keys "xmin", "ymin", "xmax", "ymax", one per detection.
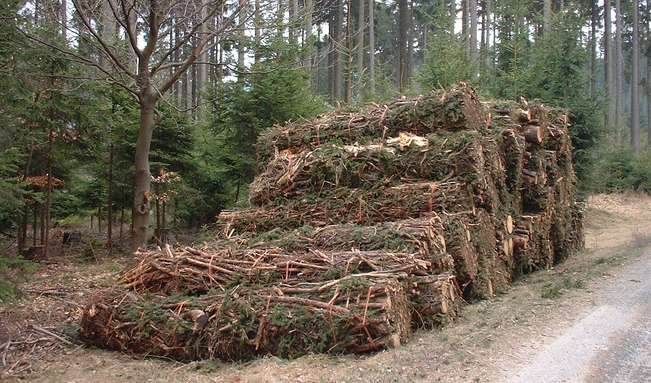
[{"xmin": 80, "ymin": 83, "xmax": 584, "ymax": 362}]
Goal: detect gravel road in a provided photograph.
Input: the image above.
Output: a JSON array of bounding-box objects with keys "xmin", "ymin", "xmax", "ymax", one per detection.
[{"xmin": 504, "ymin": 251, "xmax": 651, "ymax": 383}]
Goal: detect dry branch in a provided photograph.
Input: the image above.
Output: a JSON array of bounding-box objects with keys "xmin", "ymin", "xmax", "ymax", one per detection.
[{"xmin": 256, "ymin": 82, "xmax": 486, "ymax": 163}]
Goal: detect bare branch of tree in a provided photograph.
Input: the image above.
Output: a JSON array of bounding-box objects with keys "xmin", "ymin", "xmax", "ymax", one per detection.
[
  {"xmin": 149, "ymin": 0, "xmax": 230, "ymax": 76},
  {"xmin": 108, "ymin": 0, "xmax": 141, "ymax": 57},
  {"xmin": 19, "ymin": 30, "xmax": 137, "ymax": 97},
  {"xmin": 70, "ymin": 0, "xmax": 137, "ymax": 79},
  {"xmin": 157, "ymin": 3, "xmax": 241, "ymax": 96}
]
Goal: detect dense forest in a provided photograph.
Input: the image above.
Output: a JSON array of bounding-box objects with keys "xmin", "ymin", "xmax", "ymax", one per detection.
[{"xmin": 0, "ymin": 0, "xmax": 650, "ymax": 259}]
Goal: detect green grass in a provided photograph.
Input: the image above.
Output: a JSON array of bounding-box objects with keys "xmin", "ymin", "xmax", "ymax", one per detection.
[{"xmin": 541, "ymin": 276, "xmax": 585, "ymax": 299}]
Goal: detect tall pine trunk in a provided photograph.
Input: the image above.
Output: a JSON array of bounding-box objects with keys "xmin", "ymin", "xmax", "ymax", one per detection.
[
  {"xmin": 615, "ymin": 0, "xmax": 624, "ymax": 140},
  {"xmin": 43, "ymin": 127, "xmax": 54, "ymax": 257},
  {"xmin": 485, "ymin": 0, "xmax": 492, "ymax": 69},
  {"xmin": 254, "ymin": 0, "xmax": 261, "ymax": 65},
  {"xmin": 303, "ymin": 0, "xmax": 313, "ymax": 68},
  {"xmin": 368, "ymin": 0, "xmax": 375, "ymax": 95},
  {"xmin": 632, "ymin": 0, "xmax": 641, "ymax": 152},
  {"xmin": 461, "ymin": 0, "xmax": 467, "ymax": 41},
  {"xmin": 199, "ymin": 1, "xmax": 210, "ymax": 92},
  {"xmin": 345, "ymin": 0, "xmax": 353, "ymax": 103},
  {"xmin": 238, "ymin": 0, "xmax": 247, "ymax": 80},
  {"xmin": 543, "ymin": 0, "xmax": 551, "ymax": 35},
  {"xmin": 604, "ymin": 0, "xmax": 616, "ymax": 132},
  {"xmin": 107, "ymin": 140, "xmax": 113, "ymax": 255},
  {"xmin": 469, "ymin": 0, "xmax": 478, "ymax": 77},
  {"xmin": 356, "ymin": 0, "xmax": 364, "ymax": 96},
  {"xmin": 334, "ymin": 0, "xmax": 344, "ymax": 101},
  {"xmin": 398, "ymin": 0, "xmax": 409, "ymax": 92},
  {"xmin": 589, "ymin": 0, "xmax": 597, "ymax": 97},
  {"xmin": 647, "ymin": 0, "xmax": 651, "ymax": 146},
  {"xmin": 289, "ymin": 0, "xmax": 297, "ymax": 43}
]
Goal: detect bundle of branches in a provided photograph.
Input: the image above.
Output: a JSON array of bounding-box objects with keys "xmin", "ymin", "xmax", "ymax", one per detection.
[
  {"xmin": 407, "ymin": 273, "xmax": 460, "ymax": 328},
  {"xmin": 121, "ymin": 247, "xmax": 436, "ymax": 295},
  {"xmin": 478, "ymin": 137, "xmax": 510, "ymax": 215},
  {"xmin": 523, "ymin": 146, "xmax": 569, "ymax": 214},
  {"xmin": 440, "ymin": 215, "xmax": 479, "ymax": 292},
  {"xmin": 513, "ymin": 213, "xmax": 554, "ymax": 273},
  {"xmin": 551, "ymin": 201, "xmax": 585, "ymax": 262},
  {"xmin": 81, "ymin": 276, "xmax": 413, "ymax": 361},
  {"xmin": 218, "ymin": 181, "xmax": 476, "ymax": 236},
  {"xmin": 247, "ymin": 216, "xmax": 453, "ymax": 273},
  {"xmin": 466, "ymin": 210, "xmax": 511, "ymax": 299},
  {"xmin": 256, "ymin": 82, "xmax": 486, "ymax": 163},
  {"xmin": 439, "ymin": 210, "xmax": 513, "ymax": 299},
  {"xmin": 497, "ymin": 129, "xmax": 526, "ymax": 214},
  {"xmin": 250, "ymin": 131, "xmax": 489, "ymax": 207},
  {"xmin": 543, "ymin": 114, "xmax": 576, "ymax": 188}
]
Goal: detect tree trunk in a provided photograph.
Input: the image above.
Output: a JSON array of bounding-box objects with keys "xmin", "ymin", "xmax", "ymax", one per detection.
[
  {"xmin": 238, "ymin": 0, "xmax": 247, "ymax": 79},
  {"xmin": 217, "ymin": 4, "xmax": 225, "ymax": 81},
  {"xmin": 589, "ymin": 0, "xmax": 597, "ymax": 97},
  {"xmin": 329, "ymin": 15, "xmax": 335, "ymax": 101},
  {"xmin": 480, "ymin": 0, "xmax": 486, "ymax": 70},
  {"xmin": 185, "ymin": 51, "xmax": 192, "ymax": 112},
  {"xmin": 107, "ymin": 141, "xmax": 113, "ymax": 255},
  {"xmin": 368, "ymin": 0, "xmax": 375, "ymax": 95},
  {"xmin": 174, "ymin": 9, "xmax": 182, "ymax": 106},
  {"xmin": 632, "ymin": 0, "xmax": 641, "ymax": 153},
  {"xmin": 119, "ymin": 192, "xmax": 125, "ymax": 241},
  {"xmin": 356, "ymin": 0, "xmax": 364, "ymax": 96},
  {"xmin": 43, "ymin": 127, "xmax": 54, "ymax": 257},
  {"xmin": 255, "ymin": 0, "xmax": 261, "ymax": 65},
  {"xmin": 461, "ymin": 0, "xmax": 467, "ymax": 41},
  {"xmin": 32, "ymin": 207, "xmax": 37, "ymax": 247},
  {"xmin": 304, "ymin": 0, "xmax": 313, "ymax": 68},
  {"xmin": 543, "ymin": 0, "xmax": 551, "ymax": 36},
  {"xmin": 485, "ymin": 0, "xmax": 492, "ymax": 69},
  {"xmin": 469, "ymin": 0, "xmax": 478, "ymax": 77},
  {"xmin": 128, "ymin": 11, "xmax": 137, "ymax": 72},
  {"xmin": 345, "ymin": 0, "xmax": 353, "ymax": 103},
  {"xmin": 60, "ymin": 0, "xmax": 67, "ymax": 40},
  {"xmin": 615, "ymin": 0, "xmax": 624, "ymax": 141},
  {"xmin": 18, "ymin": 206, "xmax": 26, "ymax": 254},
  {"xmin": 40, "ymin": 205, "xmax": 45, "ymax": 246},
  {"xmin": 155, "ymin": 192, "xmax": 161, "ymax": 244},
  {"xmin": 290, "ymin": 0, "xmax": 299, "ymax": 43},
  {"xmin": 604, "ymin": 0, "xmax": 615, "ymax": 132},
  {"xmin": 199, "ymin": 1, "xmax": 210, "ymax": 93},
  {"xmin": 276, "ymin": 0, "xmax": 284, "ymax": 35},
  {"xmin": 647, "ymin": 0, "xmax": 651, "ymax": 146},
  {"xmin": 334, "ymin": 0, "xmax": 344, "ymax": 101},
  {"xmin": 398, "ymin": 0, "xmax": 409, "ymax": 92},
  {"xmin": 407, "ymin": 0, "xmax": 413, "ymax": 80},
  {"xmin": 133, "ymin": 88, "xmax": 156, "ymax": 250}
]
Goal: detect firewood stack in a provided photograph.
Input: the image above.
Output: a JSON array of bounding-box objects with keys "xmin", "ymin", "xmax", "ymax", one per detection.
[{"xmin": 80, "ymin": 83, "xmax": 584, "ymax": 362}]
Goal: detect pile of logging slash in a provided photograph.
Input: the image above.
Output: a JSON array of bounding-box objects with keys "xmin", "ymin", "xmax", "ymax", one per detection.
[{"xmin": 80, "ymin": 83, "xmax": 584, "ymax": 362}]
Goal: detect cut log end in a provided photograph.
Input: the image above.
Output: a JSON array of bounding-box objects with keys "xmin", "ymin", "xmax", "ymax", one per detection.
[
  {"xmin": 506, "ymin": 215, "xmax": 514, "ymax": 234},
  {"xmin": 524, "ymin": 125, "xmax": 543, "ymax": 144}
]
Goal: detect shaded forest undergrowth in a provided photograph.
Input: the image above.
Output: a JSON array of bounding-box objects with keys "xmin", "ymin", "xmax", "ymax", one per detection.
[{"xmin": 1, "ymin": 193, "xmax": 650, "ymax": 382}]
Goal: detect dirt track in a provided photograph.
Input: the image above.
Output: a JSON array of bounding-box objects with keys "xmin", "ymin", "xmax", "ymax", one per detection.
[{"xmin": 2, "ymin": 193, "xmax": 651, "ymax": 383}]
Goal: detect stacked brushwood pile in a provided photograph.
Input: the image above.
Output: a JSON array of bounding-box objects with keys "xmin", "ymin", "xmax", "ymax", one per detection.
[{"xmin": 80, "ymin": 83, "xmax": 584, "ymax": 362}]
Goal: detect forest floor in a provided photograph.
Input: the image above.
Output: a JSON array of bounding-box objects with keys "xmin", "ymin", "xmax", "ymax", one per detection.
[{"xmin": 2, "ymin": 193, "xmax": 651, "ymax": 383}]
